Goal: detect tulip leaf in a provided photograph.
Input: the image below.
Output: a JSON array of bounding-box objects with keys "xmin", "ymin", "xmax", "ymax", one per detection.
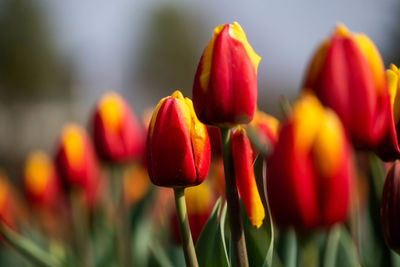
[
  {"xmin": 335, "ymin": 226, "xmax": 358, "ymax": 267},
  {"xmin": 252, "ymin": 154, "xmax": 274, "ymax": 267},
  {"xmin": 0, "ymin": 223, "xmax": 64, "ymax": 267},
  {"xmin": 195, "ymin": 198, "xmax": 230, "ymax": 267}
]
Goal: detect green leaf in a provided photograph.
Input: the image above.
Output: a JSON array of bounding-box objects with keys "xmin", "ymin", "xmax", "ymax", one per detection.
[
  {"xmin": 251, "ymin": 154, "xmax": 274, "ymax": 267},
  {"xmin": 1, "ymin": 223, "xmax": 64, "ymax": 267},
  {"xmin": 195, "ymin": 199, "xmax": 230, "ymax": 267},
  {"xmin": 336, "ymin": 226, "xmax": 358, "ymax": 267}
]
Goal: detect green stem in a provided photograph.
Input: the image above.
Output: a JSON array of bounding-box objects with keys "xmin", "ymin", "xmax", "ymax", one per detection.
[
  {"xmin": 69, "ymin": 190, "xmax": 93, "ymax": 267},
  {"xmin": 110, "ymin": 164, "xmax": 132, "ymax": 267},
  {"xmin": 220, "ymin": 127, "xmax": 249, "ymax": 267},
  {"xmin": 173, "ymin": 187, "xmax": 199, "ymax": 267},
  {"xmin": 282, "ymin": 228, "xmax": 297, "ymax": 267},
  {"xmin": 324, "ymin": 225, "xmax": 340, "ymax": 267}
]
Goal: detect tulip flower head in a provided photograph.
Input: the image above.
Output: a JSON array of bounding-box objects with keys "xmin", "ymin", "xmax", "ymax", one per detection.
[
  {"xmin": 24, "ymin": 150, "xmax": 60, "ymax": 208},
  {"xmin": 249, "ymin": 110, "xmax": 279, "ymax": 147},
  {"xmin": 92, "ymin": 92, "xmax": 143, "ymax": 162},
  {"xmin": 374, "ymin": 64, "xmax": 400, "ymax": 160},
  {"xmin": 147, "ymin": 91, "xmax": 211, "ymax": 187},
  {"xmin": 304, "ymin": 23, "xmax": 390, "ymax": 149},
  {"xmin": 381, "ymin": 161, "xmax": 400, "ymax": 254},
  {"xmin": 55, "ymin": 124, "xmax": 100, "ymax": 206},
  {"xmin": 232, "ymin": 127, "xmax": 265, "ymax": 228},
  {"xmin": 267, "ymin": 93, "xmax": 352, "ymax": 229},
  {"xmin": 0, "ymin": 172, "xmax": 15, "ymax": 228},
  {"xmin": 193, "ymin": 22, "xmax": 260, "ymax": 127}
]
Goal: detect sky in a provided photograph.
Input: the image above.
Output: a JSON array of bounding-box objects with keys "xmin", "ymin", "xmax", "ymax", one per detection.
[{"xmin": 43, "ymin": 0, "xmax": 399, "ymax": 113}]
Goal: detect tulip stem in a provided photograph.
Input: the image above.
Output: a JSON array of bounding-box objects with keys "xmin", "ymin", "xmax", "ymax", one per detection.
[
  {"xmin": 110, "ymin": 165, "xmax": 132, "ymax": 267},
  {"xmin": 220, "ymin": 127, "xmax": 249, "ymax": 267},
  {"xmin": 173, "ymin": 187, "xmax": 199, "ymax": 267},
  {"xmin": 281, "ymin": 228, "xmax": 297, "ymax": 267}
]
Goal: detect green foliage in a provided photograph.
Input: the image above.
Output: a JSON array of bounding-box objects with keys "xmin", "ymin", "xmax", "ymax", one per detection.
[{"xmin": 195, "ymin": 199, "xmax": 230, "ymax": 267}]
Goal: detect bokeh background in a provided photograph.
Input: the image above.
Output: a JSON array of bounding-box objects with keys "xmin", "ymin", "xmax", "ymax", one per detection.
[{"xmin": 1, "ymin": 0, "xmax": 400, "ymax": 181}]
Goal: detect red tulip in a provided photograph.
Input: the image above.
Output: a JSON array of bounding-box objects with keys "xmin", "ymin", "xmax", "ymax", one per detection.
[
  {"xmin": 24, "ymin": 150, "xmax": 61, "ymax": 209},
  {"xmin": 146, "ymin": 91, "xmax": 211, "ymax": 187},
  {"xmin": 92, "ymin": 92, "xmax": 143, "ymax": 162},
  {"xmin": 232, "ymin": 127, "xmax": 265, "ymax": 228},
  {"xmin": 247, "ymin": 110, "xmax": 279, "ymax": 157},
  {"xmin": 267, "ymin": 93, "xmax": 352, "ymax": 229},
  {"xmin": 55, "ymin": 124, "xmax": 100, "ymax": 206},
  {"xmin": 0, "ymin": 172, "xmax": 15, "ymax": 228},
  {"xmin": 381, "ymin": 161, "xmax": 400, "ymax": 254},
  {"xmin": 374, "ymin": 64, "xmax": 400, "ymax": 160},
  {"xmin": 304, "ymin": 24, "xmax": 390, "ymax": 149},
  {"xmin": 193, "ymin": 22, "xmax": 260, "ymax": 127}
]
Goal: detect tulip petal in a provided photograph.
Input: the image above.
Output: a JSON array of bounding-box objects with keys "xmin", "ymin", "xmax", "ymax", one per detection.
[{"xmin": 232, "ymin": 127, "xmax": 265, "ymax": 228}]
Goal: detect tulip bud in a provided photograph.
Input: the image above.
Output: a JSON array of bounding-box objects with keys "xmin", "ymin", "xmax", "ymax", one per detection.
[
  {"xmin": 267, "ymin": 93, "xmax": 352, "ymax": 229},
  {"xmin": 232, "ymin": 127, "xmax": 265, "ymax": 228},
  {"xmin": 0, "ymin": 172, "xmax": 15, "ymax": 228},
  {"xmin": 374, "ymin": 64, "xmax": 400, "ymax": 160},
  {"xmin": 147, "ymin": 91, "xmax": 211, "ymax": 187},
  {"xmin": 381, "ymin": 161, "xmax": 400, "ymax": 254},
  {"xmin": 55, "ymin": 124, "xmax": 100, "ymax": 206},
  {"xmin": 171, "ymin": 182, "xmax": 215, "ymax": 244},
  {"xmin": 24, "ymin": 150, "xmax": 61, "ymax": 208},
  {"xmin": 304, "ymin": 23, "xmax": 390, "ymax": 149},
  {"xmin": 249, "ymin": 110, "xmax": 279, "ymax": 147},
  {"xmin": 193, "ymin": 22, "xmax": 260, "ymax": 126},
  {"xmin": 92, "ymin": 92, "xmax": 143, "ymax": 162}
]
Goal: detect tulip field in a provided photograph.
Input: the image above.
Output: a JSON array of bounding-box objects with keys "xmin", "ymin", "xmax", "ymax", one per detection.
[{"xmin": 1, "ymin": 21, "xmax": 400, "ymax": 267}]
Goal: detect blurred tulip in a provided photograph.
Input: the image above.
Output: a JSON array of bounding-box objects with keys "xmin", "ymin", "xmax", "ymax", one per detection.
[
  {"xmin": 0, "ymin": 172, "xmax": 15, "ymax": 228},
  {"xmin": 381, "ymin": 161, "xmax": 400, "ymax": 254},
  {"xmin": 248, "ymin": 110, "xmax": 279, "ymax": 148},
  {"xmin": 375, "ymin": 64, "xmax": 400, "ymax": 160},
  {"xmin": 55, "ymin": 124, "xmax": 100, "ymax": 206},
  {"xmin": 146, "ymin": 90, "xmax": 211, "ymax": 187},
  {"xmin": 193, "ymin": 22, "xmax": 260, "ymax": 127},
  {"xmin": 304, "ymin": 23, "xmax": 390, "ymax": 149},
  {"xmin": 92, "ymin": 92, "xmax": 143, "ymax": 162},
  {"xmin": 123, "ymin": 163, "xmax": 150, "ymax": 206},
  {"xmin": 267, "ymin": 93, "xmax": 352, "ymax": 229},
  {"xmin": 171, "ymin": 182, "xmax": 215, "ymax": 244},
  {"xmin": 24, "ymin": 150, "xmax": 61, "ymax": 209},
  {"xmin": 231, "ymin": 127, "xmax": 265, "ymax": 228}
]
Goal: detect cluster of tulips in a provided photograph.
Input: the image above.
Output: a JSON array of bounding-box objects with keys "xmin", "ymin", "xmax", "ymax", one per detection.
[{"xmin": 2, "ymin": 21, "xmax": 400, "ymax": 267}]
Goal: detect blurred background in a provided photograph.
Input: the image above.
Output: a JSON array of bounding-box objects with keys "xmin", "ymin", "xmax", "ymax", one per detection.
[{"xmin": 1, "ymin": 0, "xmax": 400, "ymax": 180}]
